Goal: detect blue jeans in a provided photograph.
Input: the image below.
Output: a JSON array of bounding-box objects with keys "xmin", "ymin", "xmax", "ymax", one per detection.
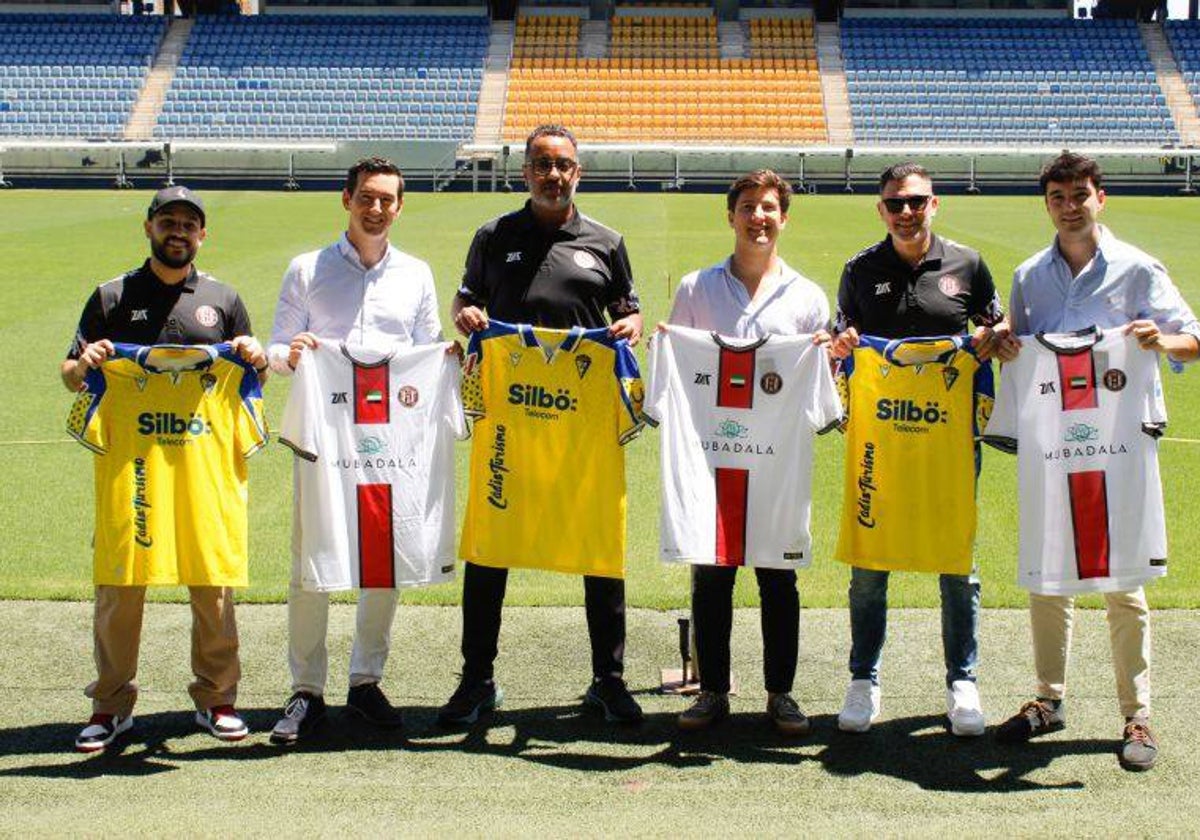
[{"xmin": 847, "ymin": 566, "xmax": 980, "ymax": 687}]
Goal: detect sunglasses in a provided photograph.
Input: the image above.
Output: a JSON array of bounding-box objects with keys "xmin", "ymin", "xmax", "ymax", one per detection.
[
  {"xmin": 881, "ymin": 195, "xmax": 931, "ymax": 214},
  {"xmin": 527, "ymin": 157, "xmax": 578, "ymax": 177}
]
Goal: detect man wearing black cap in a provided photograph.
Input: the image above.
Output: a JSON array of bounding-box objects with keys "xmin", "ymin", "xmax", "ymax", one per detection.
[{"xmin": 61, "ymin": 186, "xmax": 267, "ymax": 752}]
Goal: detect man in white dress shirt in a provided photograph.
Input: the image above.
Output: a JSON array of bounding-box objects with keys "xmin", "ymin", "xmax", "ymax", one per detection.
[{"xmin": 266, "ymin": 157, "xmax": 443, "ymax": 744}]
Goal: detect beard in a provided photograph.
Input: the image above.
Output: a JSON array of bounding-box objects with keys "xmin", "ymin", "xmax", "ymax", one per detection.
[{"xmin": 151, "ymin": 237, "xmax": 197, "ymax": 269}]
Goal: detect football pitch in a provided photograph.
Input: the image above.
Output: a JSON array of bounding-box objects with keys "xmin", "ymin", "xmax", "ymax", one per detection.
[
  {"xmin": 1, "ymin": 189, "xmax": 1198, "ymax": 836},
  {"xmin": 2, "ymin": 188, "xmax": 1198, "ymax": 608}
]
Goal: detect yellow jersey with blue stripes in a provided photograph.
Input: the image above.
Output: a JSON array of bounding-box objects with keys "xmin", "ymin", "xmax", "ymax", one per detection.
[
  {"xmin": 460, "ymin": 321, "xmax": 644, "ymax": 578},
  {"xmin": 67, "ymin": 343, "xmax": 267, "ymax": 586},
  {"xmin": 834, "ymin": 335, "xmax": 993, "ymax": 575}
]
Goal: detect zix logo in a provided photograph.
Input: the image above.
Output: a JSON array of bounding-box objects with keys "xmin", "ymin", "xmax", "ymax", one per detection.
[
  {"xmin": 331, "ymin": 392, "xmax": 348, "ymax": 404},
  {"xmin": 130, "ymin": 309, "xmax": 149, "ymax": 321},
  {"xmin": 694, "ymin": 372, "xmax": 712, "ymax": 385},
  {"xmin": 1039, "ymin": 381, "xmax": 1057, "ymax": 395},
  {"xmin": 506, "ymin": 251, "xmax": 522, "ymax": 263},
  {"xmin": 875, "ymin": 282, "xmax": 891, "ymax": 295}
]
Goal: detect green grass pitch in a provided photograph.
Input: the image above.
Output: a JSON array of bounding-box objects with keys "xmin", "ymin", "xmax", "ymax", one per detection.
[{"xmin": 1, "ymin": 188, "xmax": 1198, "ymax": 608}]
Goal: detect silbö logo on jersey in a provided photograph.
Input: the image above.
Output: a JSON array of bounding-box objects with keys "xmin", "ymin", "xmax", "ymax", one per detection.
[
  {"xmin": 133, "ymin": 457, "xmax": 152, "ymax": 547},
  {"xmin": 508, "ymin": 383, "xmax": 578, "ymax": 421},
  {"xmin": 137, "ymin": 412, "xmax": 209, "ymax": 445},
  {"xmin": 875, "ymin": 398, "xmax": 948, "ymax": 434}
]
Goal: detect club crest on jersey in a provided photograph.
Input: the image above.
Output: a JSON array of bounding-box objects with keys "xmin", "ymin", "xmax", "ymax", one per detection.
[
  {"xmin": 573, "ymin": 250, "xmax": 598, "ymax": 270},
  {"xmin": 1103, "ymin": 369, "xmax": 1127, "ymax": 392},
  {"xmin": 942, "ymin": 367, "xmax": 960, "ymax": 391},
  {"xmin": 130, "ymin": 309, "xmax": 149, "ymax": 322},
  {"xmin": 397, "ymin": 385, "xmax": 420, "ymax": 407},
  {"xmin": 575, "ymin": 354, "xmax": 592, "ymax": 379},
  {"xmin": 509, "ymin": 352, "xmax": 522, "ymax": 368},
  {"xmin": 194, "ymin": 305, "xmax": 219, "ymax": 328},
  {"xmin": 760, "ymin": 372, "xmax": 783, "ymax": 394},
  {"xmin": 357, "ymin": 436, "xmax": 386, "ymax": 456},
  {"xmin": 135, "ymin": 377, "xmax": 149, "ymax": 392},
  {"xmin": 878, "ymin": 364, "xmax": 891, "ymax": 378},
  {"xmin": 714, "ymin": 419, "xmax": 749, "ymax": 439},
  {"xmin": 938, "ymin": 274, "xmax": 962, "ymax": 296},
  {"xmin": 200, "ymin": 373, "xmax": 217, "ymax": 393},
  {"xmin": 1065, "ymin": 423, "xmax": 1099, "ymax": 443}
]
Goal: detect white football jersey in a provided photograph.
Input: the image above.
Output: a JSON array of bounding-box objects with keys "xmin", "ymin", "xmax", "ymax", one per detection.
[
  {"xmin": 646, "ymin": 326, "xmax": 842, "ymax": 569},
  {"xmin": 280, "ymin": 341, "xmax": 466, "ymax": 590},
  {"xmin": 985, "ymin": 329, "xmax": 1168, "ymax": 595}
]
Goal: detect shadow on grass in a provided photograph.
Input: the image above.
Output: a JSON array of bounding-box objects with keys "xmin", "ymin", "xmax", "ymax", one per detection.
[{"xmin": 0, "ymin": 705, "xmax": 1113, "ymax": 791}]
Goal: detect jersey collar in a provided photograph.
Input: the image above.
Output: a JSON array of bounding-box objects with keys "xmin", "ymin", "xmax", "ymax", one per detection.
[
  {"xmin": 1035, "ymin": 326, "xmax": 1104, "ymax": 354},
  {"xmin": 517, "ymin": 324, "xmax": 587, "ymax": 361}
]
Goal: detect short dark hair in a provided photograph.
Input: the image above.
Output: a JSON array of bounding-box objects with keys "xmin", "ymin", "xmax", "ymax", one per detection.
[
  {"xmin": 879, "ymin": 161, "xmax": 930, "ymax": 192},
  {"xmin": 1039, "ymin": 152, "xmax": 1103, "ymax": 193},
  {"xmin": 345, "ymin": 156, "xmax": 404, "ymax": 197},
  {"xmin": 726, "ymin": 169, "xmax": 793, "ymax": 215},
  {"xmin": 524, "ymin": 124, "xmax": 578, "ymax": 159}
]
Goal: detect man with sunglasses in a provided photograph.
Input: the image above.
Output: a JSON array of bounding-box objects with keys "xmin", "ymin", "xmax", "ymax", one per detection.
[
  {"xmin": 830, "ymin": 161, "xmax": 1017, "ymax": 737},
  {"xmin": 440, "ymin": 124, "xmax": 645, "ymax": 726}
]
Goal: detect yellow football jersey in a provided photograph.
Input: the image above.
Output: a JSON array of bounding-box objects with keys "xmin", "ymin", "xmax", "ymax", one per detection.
[
  {"xmin": 834, "ymin": 336, "xmax": 993, "ymax": 575},
  {"xmin": 67, "ymin": 343, "xmax": 268, "ymax": 586},
  {"xmin": 460, "ymin": 322, "xmax": 644, "ymax": 578}
]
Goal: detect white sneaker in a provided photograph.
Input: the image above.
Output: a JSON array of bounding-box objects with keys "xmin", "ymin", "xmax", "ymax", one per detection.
[
  {"xmin": 946, "ymin": 680, "xmax": 986, "ymax": 737},
  {"xmin": 838, "ymin": 679, "xmax": 881, "ymax": 733}
]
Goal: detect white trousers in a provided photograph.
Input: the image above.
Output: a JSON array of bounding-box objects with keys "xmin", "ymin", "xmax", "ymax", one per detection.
[
  {"xmin": 288, "ymin": 584, "xmax": 399, "ymax": 696},
  {"xmin": 1029, "ymin": 586, "xmax": 1151, "ymax": 719}
]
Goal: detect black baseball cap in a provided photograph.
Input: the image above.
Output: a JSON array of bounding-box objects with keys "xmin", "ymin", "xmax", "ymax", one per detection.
[{"xmin": 147, "ymin": 186, "xmax": 206, "ymax": 226}]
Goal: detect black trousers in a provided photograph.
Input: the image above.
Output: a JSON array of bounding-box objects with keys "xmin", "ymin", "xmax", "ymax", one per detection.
[
  {"xmin": 691, "ymin": 565, "xmax": 799, "ymax": 695},
  {"xmin": 460, "ymin": 561, "xmax": 626, "ymax": 682}
]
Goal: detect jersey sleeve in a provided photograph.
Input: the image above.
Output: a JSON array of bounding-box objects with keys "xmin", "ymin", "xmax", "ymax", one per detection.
[
  {"xmin": 442, "ymin": 347, "xmax": 470, "ymax": 441},
  {"xmin": 66, "ymin": 366, "xmax": 109, "ymax": 454},
  {"xmin": 982, "ymin": 359, "xmax": 1018, "ymax": 453},
  {"xmin": 279, "ymin": 348, "xmax": 320, "ymax": 460},
  {"xmin": 233, "ymin": 359, "xmax": 269, "ymax": 458},
  {"xmin": 613, "ymin": 340, "xmax": 645, "ymax": 445},
  {"xmin": 1142, "ymin": 347, "xmax": 1169, "ymax": 437},
  {"xmin": 805, "ymin": 344, "xmax": 843, "ymax": 434},
  {"xmin": 642, "ymin": 330, "xmax": 671, "ymax": 427},
  {"xmin": 460, "ymin": 330, "xmax": 487, "ymax": 418},
  {"xmin": 972, "ymin": 355, "xmax": 996, "ymax": 438}
]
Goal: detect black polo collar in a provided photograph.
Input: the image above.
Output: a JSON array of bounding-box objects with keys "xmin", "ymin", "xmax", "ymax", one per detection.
[
  {"xmin": 883, "ymin": 232, "xmax": 945, "ymax": 271},
  {"xmin": 135, "ymin": 259, "xmax": 200, "ymax": 292},
  {"xmin": 517, "ymin": 200, "xmax": 583, "ymax": 238}
]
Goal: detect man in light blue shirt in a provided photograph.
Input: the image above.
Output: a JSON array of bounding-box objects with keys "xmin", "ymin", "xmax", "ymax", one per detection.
[{"xmin": 996, "ymin": 152, "xmax": 1199, "ymax": 772}]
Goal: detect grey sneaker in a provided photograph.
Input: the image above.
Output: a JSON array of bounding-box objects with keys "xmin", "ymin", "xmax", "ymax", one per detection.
[
  {"xmin": 1119, "ymin": 718, "xmax": 1158, "ymax": 771},
  {"xmin": 995, "ymin": 698, "xmax": 1065, "ymax": 744},
  {"xmin": 678, "ymin": 691, "xmax": 730, "ymax": 731},
  {"xmin": 767, "ymin": 693, "xmax": 811, "ymax": 736},
  {"xmin": 270, "ymin": 692, "xmax": 327, "ymax": 746}
]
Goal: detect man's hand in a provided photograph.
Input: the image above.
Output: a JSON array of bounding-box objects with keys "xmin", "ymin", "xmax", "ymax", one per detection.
[
  {"xmin": 230, "ymin": 335, "xmax": 266, "ymax": 371},
  {"xmin": 446, "ymin": 340, "xmax": 464, "ymax": 360},
  {"xmin": 453, "ymin": 305, "xmax": 489, "ymax": 336},
  {"xmin": 61, "ymin": 339, "xmax": 115, "ymax": 391},
  {"xmin": 830, "ymin": 327, "xmax": 859, "ymax": 359},
  {"xmin": 288, "ymin": 332, "xmax": 319, "ymax": 370},
  {"xmin": 972, "ymin": 322, "xmax": 1022, "ymax": 362},
  {"xmin": 609, "ymin": 313, "xmax": 644, "ymax": 347},
  {"xmin": 1126, "ymin": 319, "xmax": 1200, "ymax": 362},
  {"xmin": 812, "ymin": 329, "xmax": 832, "ymax": 348}
]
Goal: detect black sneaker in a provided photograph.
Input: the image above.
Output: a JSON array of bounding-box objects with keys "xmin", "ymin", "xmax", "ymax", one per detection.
[
  {"xmin": 270, "ymin": 692, "xmax": 327, "ymax": 745},
  {"xmin": 437, "ymin": 678, "xmax": 502, "ymax": 726},
  {"xmin": 75, "ymin": 712, "xmax": 133, "ymax": 753},
  {"xmin": 584, "ymin": 676, "xmax": 644, "ymax": 724},
  {"xmin": 995, "ymin": 698, "xmax": 1065, "ymax": 744},
  {"xmin": 346, "ymin": 682, "xmax": 404, "ymax": 728},
  {"xmin": 678, "ymin": 691, "xmax": 730, "ymax": 731}
]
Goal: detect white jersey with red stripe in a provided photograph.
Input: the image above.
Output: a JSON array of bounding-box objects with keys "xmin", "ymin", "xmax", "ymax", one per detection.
[
  {"xmin": 645, "ymin": 325, "xmax": 842, "ymax": 569},
  {"xmin": 280, "ymin": 341, "xmax": 466, "ymax": 590},
  {"xmin": 984, "ymin": 328, "xmax": 1168, "ymax": 595}
]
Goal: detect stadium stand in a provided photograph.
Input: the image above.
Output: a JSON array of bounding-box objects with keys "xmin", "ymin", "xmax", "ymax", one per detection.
[
  {"xmin": 843, "ymin": 17, "xmax": 1180, "ymax": 146},
  {"xmin": 154, "ymin": 14, "xmax": 488, "ymax": 140},
  {"xmin": 503, "ymin": 12, "xmax": 826, "ymax": 144},
  {"xmin": 1165, "ymin": 20, "xmax": 1200, "ymax": 117},
  {"xmin": 0, "ymin": 13, "xmax": 165, "ymax": 139}
]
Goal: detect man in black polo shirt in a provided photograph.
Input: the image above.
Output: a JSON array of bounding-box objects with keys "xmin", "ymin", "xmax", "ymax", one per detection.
[
  {"xmin": 830, "ymin": 162, "xmax": 1017, "ymax": 738},
  {"xmin": 61, "ymin": 186, "xmax": 267, "ymax": 752},
  {"xmin": 440, "ymin": 124, "xmax": 645, "ymax": 726}
]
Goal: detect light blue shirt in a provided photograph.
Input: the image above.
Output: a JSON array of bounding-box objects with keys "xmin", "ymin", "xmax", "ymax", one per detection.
[{"xmin": 1010, "ymin": 225, "xmax": 1200, "ymax": 341}]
